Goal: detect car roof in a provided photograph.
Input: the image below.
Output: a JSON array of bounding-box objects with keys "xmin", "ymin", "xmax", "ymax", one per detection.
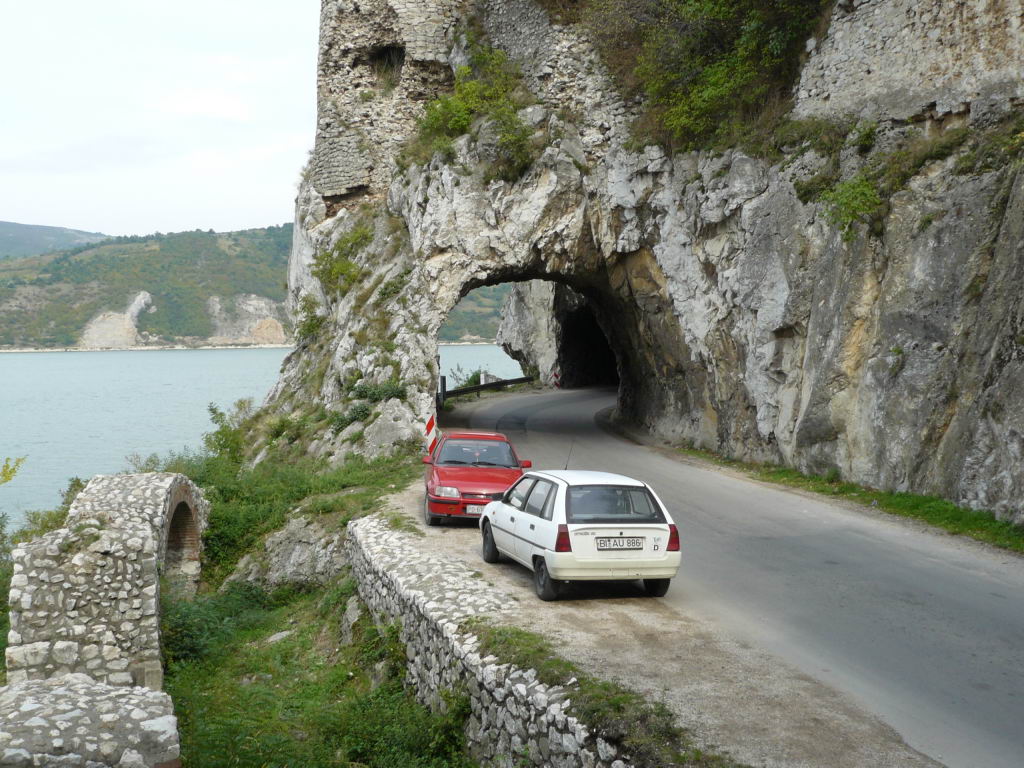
[
  {"xmin": 528, "ymin": 470, "xmax": 647, "ymax": 487},
  {"xmin": 442, "ymin": 430, "xmax": 510, "ymax": 442}
]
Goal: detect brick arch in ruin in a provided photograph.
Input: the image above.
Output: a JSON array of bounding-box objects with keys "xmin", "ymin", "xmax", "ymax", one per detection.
[{"xmin": 5, "ymin": 473, "xmax": 209, "ymax": 692}]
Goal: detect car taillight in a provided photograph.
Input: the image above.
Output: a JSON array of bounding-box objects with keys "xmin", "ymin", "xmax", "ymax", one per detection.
[
  {"xmin": 555, "ymin": 524, "xmax": 572, "ymax": 552},
  {"xmin": 667, "ymin": 524, "xmax": 680, "ymax": 552}
]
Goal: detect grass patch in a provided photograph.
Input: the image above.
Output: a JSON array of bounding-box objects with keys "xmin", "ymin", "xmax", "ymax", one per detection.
[
  {"xmin": 582, "ymin": 0, "xmax": 830, "ymax": 150},
  {"xmin": 402, "ymin": 37, "xmax": 535, "ymax": 181},
  {"xmin": 351, "ymin": 379, "xmax": 407, "ymax": 403},
  {"xmin": 677, "ymin": 445, "xmax": 1024, "ymax": 553},
  {"xmin": 142, "ymin": 404, "xmax": 422, "ymax": 588},
  {"xmin": 312, "ymin": 224, "xmax": 372, "ymax": 297},
  {"xmin": 164, "ymin": 581, "xmax": 475, "ymax": 767},
  {"xmin": 329, "ymin": 402, "xmax": 373, "ymax": 434},
  {"xmin": 296, "ymin": 294, "xmax": 327, "ymax": 341},
  {"xmin": 466, "ymin": 622, "xmax": 744, "ymax": 768},
  {"xmin": 820, "ymin": 174, "xmax": 883, "ymax": 242}
]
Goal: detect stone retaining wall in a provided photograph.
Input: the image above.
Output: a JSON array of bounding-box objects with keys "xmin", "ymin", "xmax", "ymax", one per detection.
[{"xmin": 346, "ymin": 516, "xmax": 632, "ymax": 768}]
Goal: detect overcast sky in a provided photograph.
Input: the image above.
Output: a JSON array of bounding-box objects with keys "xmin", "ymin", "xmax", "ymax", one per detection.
[{"xmin": 0, "ymin": 1, "xmax": 320, "ymax": 236}]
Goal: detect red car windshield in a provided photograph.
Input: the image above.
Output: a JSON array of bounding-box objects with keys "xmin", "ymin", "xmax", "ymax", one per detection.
[{"xmin": 436, "ymin": 439, "xmax": 517, "ymax": 468}]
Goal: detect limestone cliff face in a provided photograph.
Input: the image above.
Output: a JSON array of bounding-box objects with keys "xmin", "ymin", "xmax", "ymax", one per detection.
[
  {"xmin": 273, "ymin": 0, "xmax": 1024, "ymax": 523},
  {"xmin": 78, "ymin": 291, "xmax": 153, "ymax": 349},
  {"xmin": 207, "ymin": 294, "xmax": 289, "ymax": 346}
]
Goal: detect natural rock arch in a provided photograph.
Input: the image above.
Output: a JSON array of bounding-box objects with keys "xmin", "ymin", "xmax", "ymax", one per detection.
[{"xmin": 271, "ymin": 0, "xmax": 1024, "ymax": 522}]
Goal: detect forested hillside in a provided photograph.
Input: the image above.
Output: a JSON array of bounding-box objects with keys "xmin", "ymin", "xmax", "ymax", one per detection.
[
  {"xmin": 0, "ymin": 221, "xmax": 108, "ymax": 260},
  {"xmin": 0, "ymin": 226, "xmax": 292, "ymax": 347},
  {"xmin": 439, "ymin": 284, "xmax": 512, "ymax": 341}
]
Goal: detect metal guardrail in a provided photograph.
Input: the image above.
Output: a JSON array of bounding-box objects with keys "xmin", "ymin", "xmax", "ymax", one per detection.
[{"xmin": 437, "ymin": 374, "xmax": 535, "ymax": 407}]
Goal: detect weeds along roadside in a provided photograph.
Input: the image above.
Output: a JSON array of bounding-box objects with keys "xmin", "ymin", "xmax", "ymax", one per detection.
[{"xmin": 675, "ymin": 445, "xmax": 1024, "ymax": 554}]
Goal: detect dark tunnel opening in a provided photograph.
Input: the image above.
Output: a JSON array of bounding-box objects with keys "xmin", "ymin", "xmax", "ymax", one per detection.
[{"xmin": 557, "ymin": 302, "xmax": 620, "ymax": 388}]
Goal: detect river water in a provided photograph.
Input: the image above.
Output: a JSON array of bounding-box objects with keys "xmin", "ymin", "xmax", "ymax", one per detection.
[{"xmin": 1, "ymin": 344, "xmax": 521, "ymax": 526}]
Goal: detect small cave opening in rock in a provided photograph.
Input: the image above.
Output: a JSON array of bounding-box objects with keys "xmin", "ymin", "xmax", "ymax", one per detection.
[
  {"xmin": 556, "ymin": 302, "xmax": 620, "ymax": 387},
  {"xmin": 165, "ymin": 501, "xmax": 200, "ymax": 590},
  {"xmin": 368, "ymin": 44, "xmax": 405, "ymax": 91}
]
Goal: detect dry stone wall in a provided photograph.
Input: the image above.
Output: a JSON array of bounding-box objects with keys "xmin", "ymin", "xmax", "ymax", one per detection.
[
  {"xmin": 346, "ymin": 516, "xmax": 634, "ymax": 768},
  {"xmin": 0, "ymin": 676, "xmax": 180, "ymax": 768},
  {"xmin": 1, "ymin": 473, "xmax": 206, "ymax": 767}
]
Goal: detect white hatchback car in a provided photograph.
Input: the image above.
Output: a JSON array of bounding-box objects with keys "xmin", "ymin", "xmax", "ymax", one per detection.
[{"xmin": 478, "ymin": 470, "xmax": 681, "ymax": 600}]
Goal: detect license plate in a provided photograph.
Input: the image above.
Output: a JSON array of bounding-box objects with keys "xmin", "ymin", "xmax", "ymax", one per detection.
[
  {"xmin": 596, "ymin": 537, "xmax": 644, "ymax": 551},
  {"xmin": 465, "ymin": 505, "xmax": 486, "ymax": 515}
]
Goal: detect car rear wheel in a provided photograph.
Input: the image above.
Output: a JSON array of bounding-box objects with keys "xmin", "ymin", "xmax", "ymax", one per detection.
[
  {"xmin": 643, "ymin": 578, "xmax": 671, "ymax": 597},
  {"xmin": 423, "ymin": 495, "xmax": 440, "ymax": 527},
  {"xmin": 481, "ymin": 521, "xmax": 502, "ymax": 563},
  {"xmin": 533, "ymin": 559, "xmax": 562, "ymax": 601}
]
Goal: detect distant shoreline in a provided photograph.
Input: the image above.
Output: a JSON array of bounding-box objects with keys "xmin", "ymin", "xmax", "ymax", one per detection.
[
  {"xmin": 1, "ymin": 340, "xmax": 501, "ymax": 353},
  {"xmin": 0, "ymin": 343, "xmax": 295, "ymax": 354}
]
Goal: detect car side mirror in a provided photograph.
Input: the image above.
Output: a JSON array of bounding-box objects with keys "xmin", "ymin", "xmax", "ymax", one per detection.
[
  {"xmin": 520, "ymin": 460, "xmax": 532, "ymax": 468},
  {"xmin": 422, "ymin": 455, "xmax": 432, "ymax": 465}
]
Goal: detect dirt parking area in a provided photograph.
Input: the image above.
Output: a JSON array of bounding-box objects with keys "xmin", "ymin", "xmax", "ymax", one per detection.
[{"xmin": 380, "ymin": 484, "xmax": 940, "ymax": 768}]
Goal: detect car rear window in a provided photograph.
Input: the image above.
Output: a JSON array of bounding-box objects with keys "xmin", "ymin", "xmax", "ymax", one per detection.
[
  {"xmin": 436, "ymin": 439, "xmax": 517, "ymax": 467},
  {"xmin": 565, "ymin": 485, "xmax": 666, "ymax": 524}
]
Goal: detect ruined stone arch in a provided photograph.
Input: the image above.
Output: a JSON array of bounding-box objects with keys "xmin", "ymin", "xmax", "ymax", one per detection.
[
  {"xmin": 161, "ymin": 480, "xmax": 205, "ymax": 594},
  {"xmin": 5, "ymin": 473, "xmax": 209, "ymax": 692}
]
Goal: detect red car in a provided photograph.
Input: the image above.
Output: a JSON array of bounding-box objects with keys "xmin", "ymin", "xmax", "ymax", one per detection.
[{"xmin": 422, "ymin": 431, "xmax": 531, "ymax": 526}]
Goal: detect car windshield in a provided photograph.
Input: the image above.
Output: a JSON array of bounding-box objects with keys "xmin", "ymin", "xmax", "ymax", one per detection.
[
  {"xmin": 566, "ymin": 485, "xmax": 666, "ymax": 524},
  {"xmin": 436, "ymin": 439, "xmax": 517, "ymax": 468}
]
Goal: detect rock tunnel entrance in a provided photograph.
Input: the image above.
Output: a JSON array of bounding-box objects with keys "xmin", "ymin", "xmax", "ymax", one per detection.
[
  {"xmin": 164, "ymin": 501, "xmax": 201, "ymax": 593},
  {"xmin": 555, "ymin": 298, "xmax": 619, "ymax": 388},
  {"xmin": 442, "ymin": 279, "xmax": 621, "ymax": 392}
]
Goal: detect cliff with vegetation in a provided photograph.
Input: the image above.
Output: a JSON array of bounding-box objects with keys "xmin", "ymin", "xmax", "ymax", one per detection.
[
  {"xmin": 0, "ymin": 226, "xmax": 293, "ymax": 349},
  {"xmin": 268, "ymin": 0, "xmax": 1024, "ymax": 524}
]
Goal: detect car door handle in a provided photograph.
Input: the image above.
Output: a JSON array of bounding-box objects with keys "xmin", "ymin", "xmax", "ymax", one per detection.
[
  {"xmin": 510, "ymin": 516, "xmax": 515, "ymax": 523},
  {"xmin": 529, "ymin": 524, "xmax": 535, "ymax": 530}
]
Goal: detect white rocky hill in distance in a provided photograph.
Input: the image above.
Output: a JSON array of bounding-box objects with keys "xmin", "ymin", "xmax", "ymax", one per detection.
[
  {"xmin": 78, "ymin": 291, "xmax": 153, "ymax": 349},
  {"xmin": 76, "ymin": 291, "xmax": 290, "ymax": 349}
]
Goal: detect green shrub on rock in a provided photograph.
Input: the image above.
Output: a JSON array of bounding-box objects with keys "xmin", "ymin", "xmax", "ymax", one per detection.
[
  {"xmin": 405, "ymin": 41, "xmax": 535, "ymax": 181},
  {"xmin": 584, "ymin": 0, "xmax": 829, "ymax": 148}
]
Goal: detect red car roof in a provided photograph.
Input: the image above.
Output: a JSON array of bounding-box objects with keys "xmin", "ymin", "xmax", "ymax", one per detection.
[{"xmin": 441, "ymin": 430, "xmax": 510, "ymax": 441}]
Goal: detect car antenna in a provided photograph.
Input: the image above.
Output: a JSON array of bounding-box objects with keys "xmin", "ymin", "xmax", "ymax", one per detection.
[{"xmin": 564, "ymin": 439, "xmax": 575, "ymax": 471}]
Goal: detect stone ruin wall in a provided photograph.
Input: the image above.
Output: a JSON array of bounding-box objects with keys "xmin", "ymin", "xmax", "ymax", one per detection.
[
  {"xmin": 1, "ymin": 473, "xmax": 208, "ymax": 767},
  {"xmin": 310, "ymin": 0, "xmax": 462, "ymax": 202},
  {"xmin": 794, "ymin": 0, "xmax": 1024, "ymax": 123}
]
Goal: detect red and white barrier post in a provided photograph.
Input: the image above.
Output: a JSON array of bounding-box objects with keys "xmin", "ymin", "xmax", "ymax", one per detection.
[
  {"xmin": 552, "ymin": 371, "xmax": 561, "ymax": 389},
  {"xmin": 425, "ymin": 413, "xmax": 439, "ymax": 455}
]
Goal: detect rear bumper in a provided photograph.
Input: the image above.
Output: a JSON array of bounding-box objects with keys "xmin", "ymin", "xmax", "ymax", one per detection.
[{"xmin": 546, "ymin": 552, "xmax": 681, "ymax": 581}]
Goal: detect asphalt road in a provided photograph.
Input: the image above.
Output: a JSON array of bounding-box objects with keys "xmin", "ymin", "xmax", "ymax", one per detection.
[{"xmin": 447, "ymin": 387, "xmax": 1024, "ymax": 768}]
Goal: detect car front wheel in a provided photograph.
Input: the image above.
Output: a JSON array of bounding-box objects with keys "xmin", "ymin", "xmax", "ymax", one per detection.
[
  {"xmin": 481, "ymin": 521, "xmax": 501, "ymax": 563},
  {"xmin": 643, "ymin": 578, "xmax": 670, "ymax": 597},
  {"xmin": 533, "ymin": 559, "xmax": 562, "ymax": 601},
  {"xmin": 423, "ymin": 495, "xmax": 440, "ymax": 527}
]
